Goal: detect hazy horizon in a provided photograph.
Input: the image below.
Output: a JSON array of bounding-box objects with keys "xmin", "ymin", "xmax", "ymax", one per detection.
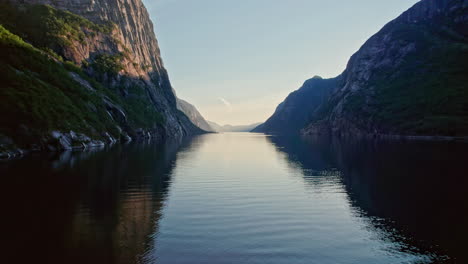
[
  {"xmin": 2, "ymin": 1, "xmax": 467, "ymax": 262},
  {"xmin": 144, "ymin": 0, "xmax": 419, "ymax": 126}
]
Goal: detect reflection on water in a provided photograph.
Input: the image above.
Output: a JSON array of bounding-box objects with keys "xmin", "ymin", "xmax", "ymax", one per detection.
[
  {"xmin": 1, "ymin": 133, "xmax": 467, "ymax": 263},
  {"xmin": 268, "ymin": 135, "xmax": 468, "ymax": 263},
  {"xmin": 1, "ymin": 139, "xmax": 186, "ymax": 264}
]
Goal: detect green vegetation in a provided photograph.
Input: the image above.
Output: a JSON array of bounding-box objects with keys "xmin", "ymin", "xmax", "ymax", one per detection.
[
  {"xmin": 306, "ymin": 21, "xmax": 468, "ymax": 137},
  {"xmin": 92, "ymin": 53, "xmax": 125, "ymax": 75},
  {"xmin": 63, "ymin": 62, "xmax": 164, "ymax": 128},
  {"xmin": 64, "ymin": 64, "xmax": 164, "ymax": 128},
  {"xmin": 0, "ymin": 2, "xmax": 129, "ymax": 75},
  {"xmin": 0, "ymin": 3, "xmax": 114, "ymax": 51},
  {"xmin": 115, "ymin": 83, "xmax": 165, "ymax": 127},
  {"xmin": 343, "ymin": 23, "xmax": 468, "ymax": 136},
  {"xmin": 0, "ymin": 25, "xmax": 116, "ymax": 144},
  {"xmin": 0, "ymin": 19, "xmax": 163, "ymax": 148},
  {"xmin": 0, "ymin": 2, "xmax": 168, "ymax": 149}
]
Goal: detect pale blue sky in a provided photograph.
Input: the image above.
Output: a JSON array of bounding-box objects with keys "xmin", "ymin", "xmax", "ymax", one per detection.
[{"xmin": 143, "ymin": 0, "xmax": 419, "ymax": 125}]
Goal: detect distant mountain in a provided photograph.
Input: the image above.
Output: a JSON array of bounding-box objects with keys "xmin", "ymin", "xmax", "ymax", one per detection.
[
  {"xmin": 206, "ymin": 121, "xmax": 223, "ymax": 132},
  {"xmin": 251, "ymin": 76, "xmax": 338, "ymax": 134},
  {"xmin": 208, "ymin": 121, "xmax": 262, "ymax": 132},
  {"xmin": 176, "ymin": 97, "xmax": 213, "ymax": 132},
  {"xmin": 258, "ymin": 0, "xmax": 468, "ymax": 138}
]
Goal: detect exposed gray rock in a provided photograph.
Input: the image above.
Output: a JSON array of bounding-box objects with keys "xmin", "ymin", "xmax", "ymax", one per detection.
[
  {"xmin": 69, "ymin": 72, "xmax": 95, "ymax": 92},
  {"xmin": 103, "ymin": 97, "xmax": 127, "ymax": 123},
  {"xmin": 49, "ymin": 130, "xmax": 105, "ymax": 150},
  {"xmin": 2, "ymin": 0, "xmax": 206, "ymax": 158},
  {"xmin": 176, "ymin": 97, "xmax": 213, "ymax": 132},
  {"xmin": 102, "ymin": 132, "xmax": 117, "ymax": 144},
  {"xmin": 16, "ymin": 0, "xmax": 202, "ymax": 140},
  {"xmin": 16, "ymin": 0, "xmax": 165, "ymax": 79}
]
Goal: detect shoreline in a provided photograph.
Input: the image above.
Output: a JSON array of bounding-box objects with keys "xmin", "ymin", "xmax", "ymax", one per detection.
[
  {"xmin": 302, "ymin": 130, "xmax": 468, "ymax": 143},
  {"xmin": 0, "ymin": 129, "xmax": 210, "ymax": 160}
]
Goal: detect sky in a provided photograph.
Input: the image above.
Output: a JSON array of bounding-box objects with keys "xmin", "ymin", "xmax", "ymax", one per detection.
[{"xmin": 143, "ymin": 0, "xmax": 419, "ymax": 126}]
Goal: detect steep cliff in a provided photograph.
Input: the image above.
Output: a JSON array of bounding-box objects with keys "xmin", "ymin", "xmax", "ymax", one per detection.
[
  {"xmin": 0, "ymin": 0, "xmax": 204, "ymax": 156},
  {"xmin": 257, "ymin": 0, "xmax": 468, "ymax": 138},
  {"xmin": 303, "ymin": 0, "xmax": 468, "ymax": 138},
  {"xmin": 14, "ymin": 0, "xmax": 165, "ymax": 80},
  {"xmin": 176, "ymin": 97, "xmax": 213, "ymax": 132},
  {"xmin": 252, "ymin": 76, "xmax": 338, "ymax": 134}
]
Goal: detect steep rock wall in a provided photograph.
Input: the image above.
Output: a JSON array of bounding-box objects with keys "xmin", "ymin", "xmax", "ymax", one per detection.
[
  {"xmin": 0, "ymin": 0, "xmax": 205, "ymax": 157},
  {"xmin": 14, "ymin": 0, "xmax": 197, "ymax": 138}
]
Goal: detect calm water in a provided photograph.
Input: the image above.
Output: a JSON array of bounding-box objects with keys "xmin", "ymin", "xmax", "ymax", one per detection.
[{"xmin": 1, "ymin": 133, "xmax": 467, "ymax": 263}]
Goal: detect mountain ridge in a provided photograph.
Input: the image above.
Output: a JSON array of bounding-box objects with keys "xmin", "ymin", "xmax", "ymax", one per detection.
[
  {"xmin": 0, "ymin": 0, "xmax": 206, "ymax": 157},
  {"xmin": 255, "ymin": 0, "xmax": 468, "ymax": 139},
  {"xmin": 176, "ymin": 97, "xmax": 213, "ymax": 132},
  {"xmin": 209, "ymin": 121, "xmax": 262, "ymax": 133},
  {"xmin": 251, "ymin": 76, "xmax": 339, "ymax": 134}
]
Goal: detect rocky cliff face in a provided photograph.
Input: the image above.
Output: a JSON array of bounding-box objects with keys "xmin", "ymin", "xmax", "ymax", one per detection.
[
  {"xmin": 304, "ymin": 0, "xmax": 468, "ymax": 138},
  {"xmin": 260, "ymin": 0, "xmax": 468, "ymax": 138},
  {"xmin": 15, "ymin": 0, "xmax": 199, "ymax": 137},
  {"xmin": 17, "ymin": 0, "xmax": 164, "ymax": 79},
  {"xmin": 0, "ymin": 0, "xmax": 204, "ymax": 156},
  {"xmin": 176, "ymin": 97, "xmax": 213, "ymax": 132},
  {"xmin": 252, "ymin": 76, "xmax": 338, "ymax": 134}
]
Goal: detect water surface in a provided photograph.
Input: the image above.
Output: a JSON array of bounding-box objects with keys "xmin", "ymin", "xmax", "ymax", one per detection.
[{"xmin": 2, "ymin": 133, "xmax": 467, "ymax": 263}]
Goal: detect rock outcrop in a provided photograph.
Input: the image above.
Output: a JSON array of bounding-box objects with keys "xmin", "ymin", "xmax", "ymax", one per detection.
[
  {"xmin": 16, "ymin": 0, "xmax": 165, "ymax": 79},
  {"xmin": 259, "ymin": 0, "xmax": 468, "ymax": 138},
  {"xmin": 0, "ymin": 0, "xmax": 206, "ymax": 157},
  {"xmin": 16, "ymin": 0, "xmax": 201, "ymax": 138}
]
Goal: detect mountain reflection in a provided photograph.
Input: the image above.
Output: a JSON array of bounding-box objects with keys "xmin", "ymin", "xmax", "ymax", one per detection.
[
  {"xmin": 2, "ymin": 134, "xmax": 467, "ymax": 264},
  {"xmin": 1, "ymin": 138, "xmax": 192, "ymax": 264},
  {"xmin": 267, "ymin": 135, "xmax": 468, "ymax": 263}
]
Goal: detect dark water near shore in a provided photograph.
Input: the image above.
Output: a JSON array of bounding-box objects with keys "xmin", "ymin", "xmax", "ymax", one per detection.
[{"xmin": 1, "ymin": 133, "xmax": 467, "ymax": 263}]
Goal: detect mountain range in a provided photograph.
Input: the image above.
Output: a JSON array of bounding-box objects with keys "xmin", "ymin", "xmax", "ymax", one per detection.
[
  {"xmin": 254, "ymin": 0, "xmax": 468, "ymax": 139},
  {"xmin": 208, "ymin": 121, "xmax": 262, "ymax": 133},
  {"xmin": 174, "ymin": 97, "xmax": 260, "ymax": 133},
  {"xmin": 1, "ymin": 0, "xmax": 467, "ymax": 158}
]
